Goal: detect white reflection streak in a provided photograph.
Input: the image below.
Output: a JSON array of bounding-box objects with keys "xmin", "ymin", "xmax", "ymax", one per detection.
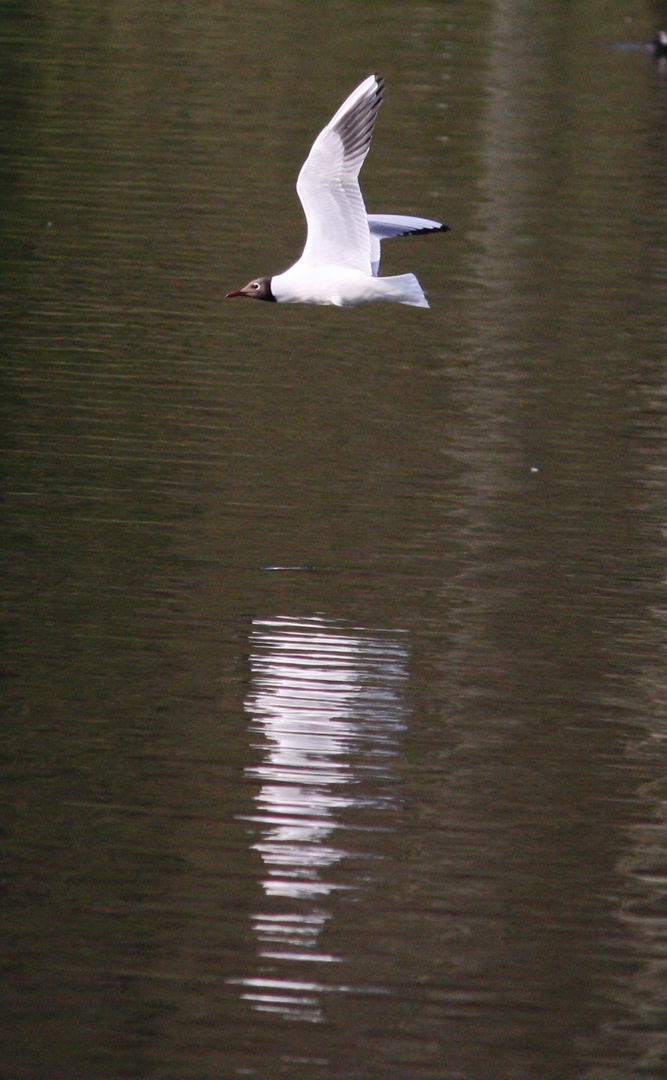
[{"xmin": 234, "ymin": 615, "xmax": 408, "ymax": 1022}]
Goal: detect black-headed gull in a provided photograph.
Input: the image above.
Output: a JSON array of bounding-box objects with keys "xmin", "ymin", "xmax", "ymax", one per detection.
[{"xmin": 226, "ymin": 74, "xmax": 448, "ymax": 308}]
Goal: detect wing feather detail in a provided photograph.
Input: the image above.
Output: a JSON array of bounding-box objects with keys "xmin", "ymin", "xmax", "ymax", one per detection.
[
  {"xmin": 295, "ymin": 74, "xmax": 384, "ymax": 272},
  {"xmin": 368, "ymin": 214, "xmax": 448, "ymax": 275}
]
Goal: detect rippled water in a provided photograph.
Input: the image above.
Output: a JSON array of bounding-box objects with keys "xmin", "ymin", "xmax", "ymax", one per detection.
[
  {"xmin": 234, "ymin": 618, "xmax": 408, "ymax": 1022},
  {"xmin": 2, "ymin": 1, "xmax": 667, "ymax": 1078}
]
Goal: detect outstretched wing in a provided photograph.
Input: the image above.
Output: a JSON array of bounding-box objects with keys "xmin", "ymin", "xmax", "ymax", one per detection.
[
  {"xmin": 295, "ymin": 74, "xmax": 383, "ymax": 273},
  {"xmin": 368, "ymin": 214, "xmax": 448, "ymax": 276}
]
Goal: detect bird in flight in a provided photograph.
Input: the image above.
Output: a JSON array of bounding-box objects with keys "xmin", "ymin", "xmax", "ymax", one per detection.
[{"xmin": 226, "ymin": 74, "xmax": 448, "ymax": 308}]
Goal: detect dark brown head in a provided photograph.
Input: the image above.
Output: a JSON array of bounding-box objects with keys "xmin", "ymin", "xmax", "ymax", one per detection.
[{"xmin": 226, "ymin": 276, "xmax": 276, "ymax": 302}]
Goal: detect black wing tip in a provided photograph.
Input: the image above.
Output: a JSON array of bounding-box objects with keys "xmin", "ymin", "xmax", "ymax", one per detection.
[{"xmin": 411, "ymin": 223, "xmax": 450, "ymax": 236}]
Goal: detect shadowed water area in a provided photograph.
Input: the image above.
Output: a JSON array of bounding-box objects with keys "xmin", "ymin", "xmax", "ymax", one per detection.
[{"xmin": 2, "ymin": 2, "xmax": 667, "ymax": 1078}]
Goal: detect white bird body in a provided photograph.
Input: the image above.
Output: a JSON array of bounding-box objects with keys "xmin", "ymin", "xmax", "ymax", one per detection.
[
  {"xmin": 227, "ymin": 74, "xmax": 447, "ymax": 308},
  {"xmin": 271, "ymin": 265, "xmax": 428, "ymax": 307}
]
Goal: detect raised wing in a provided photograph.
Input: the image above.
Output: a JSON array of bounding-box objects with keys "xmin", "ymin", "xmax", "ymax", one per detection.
[
  {"xmin": 368, "ymin": 214, "xmax": 448, "ymax": 276},
  {"xmin": 295, "ymin": 74, "xmax": 383, "ymax": 272}
]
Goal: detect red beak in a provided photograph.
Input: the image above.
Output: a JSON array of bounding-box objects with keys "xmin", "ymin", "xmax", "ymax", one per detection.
[{"xmin": 226, "ymin": 289, "xmax": 247, "ymax": 298}]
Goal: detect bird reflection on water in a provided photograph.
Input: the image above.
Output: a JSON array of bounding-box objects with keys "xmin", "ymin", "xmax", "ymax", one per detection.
[{"xmin": 229, "ymin": 615, "xmax": 409, "ymax": 1022}]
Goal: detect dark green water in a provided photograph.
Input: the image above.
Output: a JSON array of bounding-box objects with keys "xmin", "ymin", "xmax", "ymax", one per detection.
[{"xmin": 2, "ymin": 2, "xmax": 667, "ymax": 1078}]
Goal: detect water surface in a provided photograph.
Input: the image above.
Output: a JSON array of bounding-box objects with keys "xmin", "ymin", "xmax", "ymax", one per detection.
[{"xmin": 2, "ymin": 2, "xmax": 667, "ymax": 1078}]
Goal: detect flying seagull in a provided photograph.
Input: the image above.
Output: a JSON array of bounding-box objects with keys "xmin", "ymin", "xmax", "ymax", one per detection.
[{"xmin": 226, "ymin": 74, "xmax": 448, "ymax": 308}]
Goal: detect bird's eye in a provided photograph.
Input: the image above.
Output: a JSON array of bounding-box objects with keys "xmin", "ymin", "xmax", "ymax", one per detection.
[{"xmin": 251, "ymin": 282, "xmax": 260, "ymax": 290}]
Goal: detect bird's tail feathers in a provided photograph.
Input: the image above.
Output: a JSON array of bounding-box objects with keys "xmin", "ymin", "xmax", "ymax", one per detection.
[{"xmin": 382, "ymin": 273, "xmax": 430, "ymax": 308}]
